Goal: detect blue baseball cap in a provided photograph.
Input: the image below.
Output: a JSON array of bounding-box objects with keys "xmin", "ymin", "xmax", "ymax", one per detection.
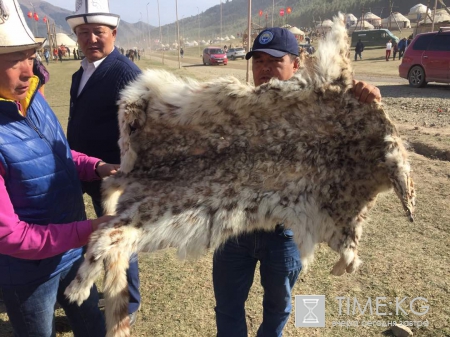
[{"xmin": 245, "ymin": 27, "xmax": 299, "ymax": 60}]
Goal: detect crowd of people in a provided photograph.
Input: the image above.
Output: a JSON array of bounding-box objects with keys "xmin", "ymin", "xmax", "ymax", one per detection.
[{"xmin": 0, "ymin": 0, "xmax": 382, "ymax": 336}]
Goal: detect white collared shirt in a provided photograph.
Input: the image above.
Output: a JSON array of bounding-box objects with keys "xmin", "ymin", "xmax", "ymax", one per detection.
[{"xmin": 77, "ymin": 49, "xmax": 113, "ymax": 96}]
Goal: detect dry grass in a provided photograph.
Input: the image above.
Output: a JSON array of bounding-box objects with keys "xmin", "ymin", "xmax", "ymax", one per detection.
[{"xmin": 0, "ymin": 46, "xmax": 449, "ymax": 337}]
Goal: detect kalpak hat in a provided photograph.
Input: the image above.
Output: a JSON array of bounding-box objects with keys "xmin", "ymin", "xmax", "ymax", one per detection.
[
  {"xmin": 66, "ymin": 0, "xmax": 120, "ymax": 31},
  {"xmin": 0, "ymin": 0, "xmax": 41, "ymax": 54},
  {"xmin": 245, "ymin": 27, "xmax": 299, "ymax": 60}
]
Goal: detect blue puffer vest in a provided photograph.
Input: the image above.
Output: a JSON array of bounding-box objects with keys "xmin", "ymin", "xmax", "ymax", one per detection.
[{"xmin": 0, "ymin": 92, "xmax": 86, "ymax": 287}]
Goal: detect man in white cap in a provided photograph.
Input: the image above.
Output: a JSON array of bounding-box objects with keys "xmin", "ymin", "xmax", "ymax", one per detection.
[
  {"xmin": 66, "ymin": 0, "xmax": 142, "ymax": 325},
  {"xmin": 0, "ymin": 0, "xmax": 118, "ymax": 335}
]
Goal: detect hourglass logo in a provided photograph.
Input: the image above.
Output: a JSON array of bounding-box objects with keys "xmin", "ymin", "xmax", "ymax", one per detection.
[{"xmin": 295, "ymin": 295, "xmax": 325, "ymax": 327}]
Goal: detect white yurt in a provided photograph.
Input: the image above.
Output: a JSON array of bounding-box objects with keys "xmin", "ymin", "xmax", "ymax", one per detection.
[
  {"xmin": 428, "ymin": 8, "xmax": 450, "ymax": 23},
  {"xmin": 350, "ymin": 20, "xmax": 375, "ymax": 30},
  {"xmin": 287, "ymin": 26, "xmax": 305, "ymax": 42},
  {"xmin": 364, "ymin": 12, "xmax": 381, "ymax": 27},
  {"xmin": 316, "ymin": 19, "xmax": 333, "ymax": 33},
  {"xmin": 382, "ymin": 12, "xmax": 411, "ymax": 28},
  {"xmin": 43, "ymin": 33, "xmax": 77, "ymax": 49},
  {"xmin": 345, "ymin": 13, "xmax": 358, "ymax": 26},
  {"xmin": 230, "ymin": 35, "xmax": 235, "ymax": 39},
  {"xmin": 408, "ymin": 3, "xmax": 432, "ymax": 22}
]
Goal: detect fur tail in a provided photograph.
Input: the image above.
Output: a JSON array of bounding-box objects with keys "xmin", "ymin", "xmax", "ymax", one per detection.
[{"xmin": 104, "ymin": 247, "xmax": 133, "ymax": 337}]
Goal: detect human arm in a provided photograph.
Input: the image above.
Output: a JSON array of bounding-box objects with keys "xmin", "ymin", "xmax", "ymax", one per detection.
[
  {"xmin": 0, "ymin": 175, "xmax": 116, "ymax": 260},
  {"xmin": 71, "ymin": 150, "xmax": 119, "ymax": 181},
  {"xmin": 0, "ymin": 175, "xmax": 88, "ymax": 259},
  {"xmin": 352, "ymin": 80, "xmax": 381, "ymax": 104}
]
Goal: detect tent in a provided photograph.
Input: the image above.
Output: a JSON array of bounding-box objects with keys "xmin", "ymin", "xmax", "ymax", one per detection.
[
  {"xmin": 316, "ymin": 20, "xmax": 333, "ymax": 33},
  {"xmin": 350, "ymin": 20, "xmax": 374, "ymax": 30},
  {"xmin": 345, "ymin": 13, "xmax": 358, "ymax": 26},
  {"xmin": 55, "ymin": 33, "xmax": 77, "ymax": 49},
  {"xmin": 287, "ymin": 26, "xmax": 305, "ymax": 35},
  {"xmin": 42, "ymin": 33, "xmax": 77, "ymax": 49},
  {"xmin": 419, "ymin": 9, "xmax": 450, "ymax": 23},
  {"xmin": 286, "ymin": 26, "xmax": 305, "ymax": 42},
  {"xmin": 364, "ymin": 12, "xmax": 381, "ymax": 27},
  {"xmin": 408, "ymin": 4, "xmax": 432, "ymax": 22},
  {"xmin": 382, "ymin": 12, "xmax": 411, "ymax": 28}
]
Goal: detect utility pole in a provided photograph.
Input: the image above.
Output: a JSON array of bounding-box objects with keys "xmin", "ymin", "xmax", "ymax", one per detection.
[
  {"xmin": 220, "ymin": 0, "xmax": 223, "ymax": 40},
  {"xmin": 147, "ymin": 2, "xmax": 151, "ymax": 56},
  {"xmin": 431, "ymin": 0, "xmax": 438, "ymax": 32},
  {"xmin": 272, "ymin": 0, "xmax": 274, "ymax": 27},
  {"xmin": 246, "ymin": 0, "xmax": 251, "ymax": 83},
  {"xmin": 197, "ymin": 7, "xmax": 201, "ymax": 57},
  {"xmin": 176, "ymin": 0, "xmax": 180, "ymax": 68}
]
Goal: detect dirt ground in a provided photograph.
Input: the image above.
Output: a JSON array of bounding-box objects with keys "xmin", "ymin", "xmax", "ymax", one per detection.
[{"xmin": 0, "ymin": 45, "xmax": 448, "ymax": 337}]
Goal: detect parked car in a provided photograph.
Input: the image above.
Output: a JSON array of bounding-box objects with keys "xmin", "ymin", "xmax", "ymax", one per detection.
[
  {"xmin": 399, "ymin": 27, "xmax": 450, "ymax": 87},
  {"xmin": 226, "ymin": 47, "xmax": 245, "ymax": 60},
  {"xmin": 202, "ymin": 47, "xmax": 228, "ymax": 65}
]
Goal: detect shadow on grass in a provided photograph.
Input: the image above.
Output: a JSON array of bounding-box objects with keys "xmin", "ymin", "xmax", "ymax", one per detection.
[
  {"xmin": 377, "ymin": 83, "xmax": 450, "ymax": 99},
  {"xmin": 182, "ymin": 64, "xmax": 206, "ymax": 68}
]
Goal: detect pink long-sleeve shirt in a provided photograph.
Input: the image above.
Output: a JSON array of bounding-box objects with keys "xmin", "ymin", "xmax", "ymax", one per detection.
[{"xmin": 0, "ymin": 150, "xmax": 101, "ymax": 260}]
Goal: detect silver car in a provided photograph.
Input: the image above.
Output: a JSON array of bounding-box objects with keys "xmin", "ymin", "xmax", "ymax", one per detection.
[{"xmin": 226, "ymin": 47, "xmax": 245, "ymax": 60}]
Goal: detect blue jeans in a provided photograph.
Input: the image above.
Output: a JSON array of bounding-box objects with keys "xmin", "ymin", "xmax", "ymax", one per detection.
[
  {"xmin": 213, "ymin": 226, "xmax": 302, "ymax": 337},
  {"xmin": 2, "ymin": 256, "xmax": 105, "ymax": 337},
  {"xmin": 92, "ymin": 197, "xmax": 141, "ymax": 314}
]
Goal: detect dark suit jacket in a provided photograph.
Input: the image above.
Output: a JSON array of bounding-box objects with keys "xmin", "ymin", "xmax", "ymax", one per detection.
[{"xmin": 67, "ymin": 47, "xmax": 141, "ymax": 201}]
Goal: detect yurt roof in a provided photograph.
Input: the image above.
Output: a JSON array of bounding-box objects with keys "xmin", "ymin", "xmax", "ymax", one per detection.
[
  {"xmin": 351, "ymin": 20, "xmax": 375, "ymax": 29},
  {"xmin": 364, "ymin": 12, "xmax": 381, "ymax": 19},
  {"xmin": 384, "ymin": 12, "xmax": 410, "ymax": 22},
  {"xmin": 345, "ymin": 13, "xmax": 358, "ymax": 21},
  {"xmin": 409, "ymin": 4, "xmax": 430, "ymax": 14},
  {"xmin": 55, "ymin": 33, "xmax": 77, "ymax": 48},
  {"xmin": 287, "ymin": 26, "xmax": 305, "ymax": 35}
]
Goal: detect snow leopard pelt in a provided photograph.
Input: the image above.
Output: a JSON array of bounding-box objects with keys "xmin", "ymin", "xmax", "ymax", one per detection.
[{"xmin": 65, "ymin": 14, "xmax": 415, "ymax": 337}]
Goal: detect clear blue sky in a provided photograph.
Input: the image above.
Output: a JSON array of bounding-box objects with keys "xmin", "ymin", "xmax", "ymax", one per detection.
[{"xmin": 44, "ymin": 0, "xmax": 226, "ymax": 26}]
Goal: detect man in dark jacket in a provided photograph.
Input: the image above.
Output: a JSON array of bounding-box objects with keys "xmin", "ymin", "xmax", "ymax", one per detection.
[
  {"xmin": 65, "ymin": 0, "xmax": 142, "ymax": 326},
  {"xmin": 398, "ymin": 37, "xmax": 407, "ymax": 59},
  {"xmin": 355, "ymin": 39, "xmax": 364, "ymax": 61}
]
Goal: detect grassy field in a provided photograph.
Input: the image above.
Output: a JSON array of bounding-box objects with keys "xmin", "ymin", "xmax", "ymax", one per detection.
[{"xmin": 0, "ymin": 43, "xmax": 449, "ymax": 337}]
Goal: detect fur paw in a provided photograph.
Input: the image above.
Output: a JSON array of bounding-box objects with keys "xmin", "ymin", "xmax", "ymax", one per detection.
[{"xmin": 64, "ymin": 279, "xmax": 93, "ymax": 306}]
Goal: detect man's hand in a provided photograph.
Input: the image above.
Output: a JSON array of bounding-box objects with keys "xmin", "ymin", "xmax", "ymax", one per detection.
[
  {"xmin": 95, "ymin": 161, "xmax": 120, "ymax": 178},
  {"xmin": 90, "ymin": 215, "xmax": 116, "ymax": 231},
  {"xmin": 352, "ymin": 80, "xmax": 381, "ymax": 104}
]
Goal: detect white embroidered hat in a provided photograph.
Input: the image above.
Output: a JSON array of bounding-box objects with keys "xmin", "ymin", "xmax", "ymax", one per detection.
[
  {"xmin": 66, "ymin": 0, "xmax": 120, "ymax": 31},
  {"xmin": 0, "ymin": 0, "xmax": 41, "ymax": 54}
]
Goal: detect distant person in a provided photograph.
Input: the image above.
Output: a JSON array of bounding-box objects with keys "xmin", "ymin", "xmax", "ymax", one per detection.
[
  {"xmin": 53, "ymin": 47, "xmax": 58, "ymax": 60},
  {"xmin": 392, "ymin": 41, "xmax": 399, "ymax": 60},
  {"xmin": 180, "ymin": 47, "xmax": 184, "ymax": 58},
  {"xmin": 73, "ymin": 47, "xmax": 78, "ymax": 59},
  {"xmin": 354, "ymin": 38, "xmax": 364, "ymax": 61},
  {"xmin": 385, "ymin": 39, "xmax": 392, "ymax": 61},
  {"xmin": 44, "ymin": 48, "xmax": 50, "ymax": 65},
  {"xmin": 58, "ymin": 48, "xmax": 63, "ymax": 62},
  {"xmin": 67, "ymin": 47, "xmax": 71, "ymax": 58},
  {"xmin": 398, "ymin": 37, "xmax": 407, "ymax": 59}
]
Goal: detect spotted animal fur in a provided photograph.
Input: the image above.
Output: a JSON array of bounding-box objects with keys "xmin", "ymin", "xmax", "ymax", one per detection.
[{"xmin": 65, "ymin": 14, "xmax": 415, "ymax": 337}]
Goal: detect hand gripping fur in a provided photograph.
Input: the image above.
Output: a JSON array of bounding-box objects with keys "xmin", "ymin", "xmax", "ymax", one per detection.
[{"xmin": 65, "ymin": 14, "xmax": 415, "ymax": 337}]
